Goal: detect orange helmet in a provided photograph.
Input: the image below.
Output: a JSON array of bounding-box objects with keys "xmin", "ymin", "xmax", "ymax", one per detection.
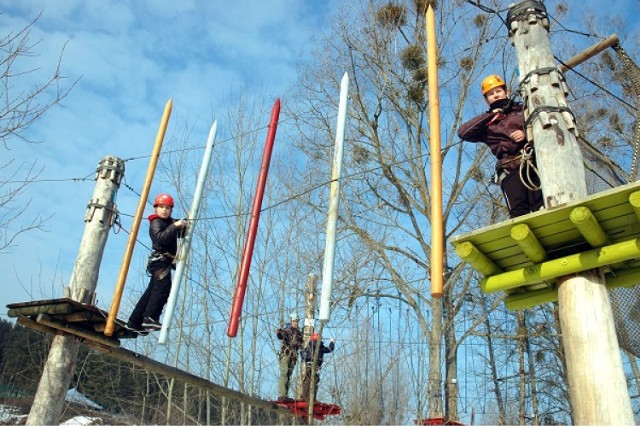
[
  {"xmin": 153, "ymin": 193, "xmax": 174, "ymax": 207},
  {"xmin": 481, "ymin": 74, "xmax": 507, "ymax": 95},
  {"xmin": 310, "ymin": 333, "xmax": 320, "ymax": 341}
]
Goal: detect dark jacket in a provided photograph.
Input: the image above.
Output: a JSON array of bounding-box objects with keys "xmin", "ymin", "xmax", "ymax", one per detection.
[
  {"xmin": 276, "ymin": 325, "xmax": 303, "ymax": 358},
  {"xmin": 148, "ymin": 214, "xmax": 182, "ymax": 270},
  {"xmin": 457, "ymin": 103, "xmax": 526, "ymax": 161},
  {"xmin": 301, "ymin": 340, "xmax": 335, "ymax": 367}
]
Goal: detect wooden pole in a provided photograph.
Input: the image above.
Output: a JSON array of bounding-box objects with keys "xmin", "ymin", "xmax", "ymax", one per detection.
[
  {"xmin": 228, "ymin": 98, "xmax": 281, "ymax": 337},
  {"xmin": 507, "ymin": 2, "xmax": 633, "ymax": 423},
  {"xmin": 319, "ymin": 72, "xmax": 349, "ymax": 322},
  {"xmin": 105, "ymin": 98, "xmax": 173, "ymax": 336},
  {"xmin": 26, "ymin": 156, "xmax": 125, "ymax": 426},
  {"xmin": 299, "ymin": 274, "xmax": 318, "ymax": 398},
  {"xmin": 426, "ymin": 4, "xmax": 444, "ymax": 298},
  {"xmin": 303, "ymin": 275, "xmax": 320, "ymax": 424},
  {"xmin": 159, "ymin": 120, "xmax": 217, "ymax": 344},
  {"xmin": 559, "ymin": 34, "xmax": 619, "ymax": 73}
]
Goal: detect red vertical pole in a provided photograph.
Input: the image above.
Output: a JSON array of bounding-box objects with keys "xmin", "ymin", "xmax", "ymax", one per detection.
[{"xmin": 227, "ymin": 98, "xmax": 281, "ymax": 337}]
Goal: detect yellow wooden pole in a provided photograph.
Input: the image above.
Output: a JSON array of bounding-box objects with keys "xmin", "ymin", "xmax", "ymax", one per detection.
[
  {"xmin": 104, "ymin": 98, "xmax": 173, "ymax": 336},
  {"xmin": 454, "ymin": 242, "xmax": 502, "ymax": 277},
  {"xmin": 426, "ymin": 4, "xmax": 443, "ymax": 298},
  {"xmin": 505, "ymin": 288, "xmax": 558, "ymax": 311},
  {"xmin": 510, "ymin": 224, "xmax": 547, "ymax": 263},
  {"xmin": 481, "ymin": 237, "xmax": 640, "ymax": 293},
  {"xmin": 570, "ymin": 207, "xmax": 609, "ymax": 247}
]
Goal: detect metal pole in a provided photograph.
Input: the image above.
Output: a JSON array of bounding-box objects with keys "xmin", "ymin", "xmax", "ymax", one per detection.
[
  {"xmin": 106, "ymin": 98, "xmax": 173, "ymax": 336},
  {"xmin": 426, "ymin": 5, "xmax": 444, "ymax": 298},
  {"xmin": 27, "ymin": 156, "xmax": 124, "ymax": 425},
  {"xmin": 319, "ymin": 72, "xmax": 349, "ymax": 322},
  {"xmin": 159, "ymin": 121, "xmax": 217, "ymax": 344},
  {"xmin": 228, "ymin": 99, "xmax": 281, "ymax": 337},
  {"xmin": 507, "ymin": 1, "xmax": 633, "ymax": 423}
]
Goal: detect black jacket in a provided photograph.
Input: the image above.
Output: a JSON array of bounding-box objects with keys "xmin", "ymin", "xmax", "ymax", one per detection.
[
  {"xmin": 148, "ymin": 214, "xmax": 182, "ymax": 270},
  {"xmin": 276, "ymin": 326, "xmax": 303, "ymax": 358},
  {"xmin": 301, "ymin": 340, "xmax": 335, "ymax": 367}
]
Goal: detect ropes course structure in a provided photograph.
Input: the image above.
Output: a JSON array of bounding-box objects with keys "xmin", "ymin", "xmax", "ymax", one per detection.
[{"xmin": 4, "ymin": 1, "xmax": 640, "ymax": 425}]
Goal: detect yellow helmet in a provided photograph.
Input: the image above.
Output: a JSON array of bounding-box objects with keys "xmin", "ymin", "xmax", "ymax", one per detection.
[{"xmin": 481, "ymin": 74, "xmax": 507, "ymax": 95}]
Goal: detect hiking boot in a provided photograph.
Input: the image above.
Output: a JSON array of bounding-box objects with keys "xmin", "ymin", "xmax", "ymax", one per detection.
[{"xmin": 142, "ymin": 317, "xmax": 162, "ymax": 331}]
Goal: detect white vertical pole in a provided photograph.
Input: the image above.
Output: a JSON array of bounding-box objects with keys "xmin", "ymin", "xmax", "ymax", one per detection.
[
  {"xmin": 319, "ymin": 72, "xmax": 349, "ymax": 322},
  {"xmin": 159, "ymin": 121, "xmax": 218, "ymax": 344}
]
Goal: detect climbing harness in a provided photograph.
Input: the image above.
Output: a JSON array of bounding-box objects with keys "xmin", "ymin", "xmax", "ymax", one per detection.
[{"xmin": 493, "ymin": 143, "xmax": 540, "ymax": 190}]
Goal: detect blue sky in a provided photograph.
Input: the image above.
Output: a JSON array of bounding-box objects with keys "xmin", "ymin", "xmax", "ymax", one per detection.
[
  {"xmin": 1, "ymin": 0, "xmax": 638, "ymax": 327},
  {"xmin": 0, "ymin": 0, "xmax": 340, "ymax": 319},
  {"xmin": 1, "ymin": 0, "xmax": 640, "ymax": 422}
]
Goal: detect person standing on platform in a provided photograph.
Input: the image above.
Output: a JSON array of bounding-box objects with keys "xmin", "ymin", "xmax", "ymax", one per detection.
[
  {"xmin": 458, "ymin": 74, "xmax": 544, "ymax": 218},
  {"xmin": 127, "ymin": 193, "xmax": 187, "ymax": 333},
  {"xmin": 275, "ymin": 314, "xmax": 303, "ymax": 401},
  {"xmin": 301, "ymin": 333, "xmax": 335, "ymax": 403}
]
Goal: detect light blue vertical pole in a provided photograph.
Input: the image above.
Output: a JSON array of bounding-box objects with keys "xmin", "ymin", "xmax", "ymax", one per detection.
[
  {"xmin": 158, "ymin": 121, "xmax": 218, "ymax": 344},
  {"xmin": 319, "ymin": 72, "xmax": 349, "ymax": 322}
]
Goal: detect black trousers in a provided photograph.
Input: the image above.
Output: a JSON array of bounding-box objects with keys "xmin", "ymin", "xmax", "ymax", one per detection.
[
  {"xmin": 500, "ymin": 168, "xmax": 544, "ymax": 218},
  {"xmin": 129, "ymin": 266, "xmax": 172, "ymax": 327},
  {"xmin": 302, "ymin": 363, "xmax": 321, "ymax": 403}
]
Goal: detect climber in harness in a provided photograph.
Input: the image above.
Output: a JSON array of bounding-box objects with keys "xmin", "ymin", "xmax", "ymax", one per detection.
[
  {"xmin": 458, "ymin": 74, "xmax": 544, "ymax": 218},
  {"xmin": 127, "ymin": 193, "xmax": 188, "ymax": 333}
]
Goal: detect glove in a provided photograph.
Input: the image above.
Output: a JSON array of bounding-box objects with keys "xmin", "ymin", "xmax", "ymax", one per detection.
[{"xmin": 488, "ymin": 98, "xmax": 513, "ymax": 114}]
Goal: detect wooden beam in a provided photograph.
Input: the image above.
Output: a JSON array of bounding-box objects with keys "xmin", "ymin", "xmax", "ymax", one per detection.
[
  {"xmin": 36, "ymin": 314, "xmax": 120, "ymax": 349},
  {"xmin": 481, "ymin": 238, "xmax": 640, "ymax": 293},
  {"xmin": 505, "ymin": 288, "xmax": 558, "ymax": 310},
  {"xmin": 16, "ymin": 316, "xmax": 296, "ymax": 420},
  {"xmin": 510, "ymin": 224, "xmax": 547, "ymax": 263},
  {"xmin": 503, "ymin": 266, "xmax": 640, "ymax": 311},
  {"xmin": 20, "ymin": 315, "xmax": 296, "ymax": 418},
  {"xmin": 629, "ymin": 191, "xmax": 640, "ymax": 223},
  {"xmin": 559, "ymin": 34, "xmax": 619, "ymax": 73},
  {"xmin": 454, "ymin": 241, "xmax": 502, "ymax": 276},
  {"xmin": 606, "ymin": 266, "xmax": 640, "ymax": 289},
  {"xmin": 570, "ymin": 206, "xmax": 609, "ymax": 247},
  {"xmin": 8, "ymin": 302, "xmax": 75, "ymax": 318}
]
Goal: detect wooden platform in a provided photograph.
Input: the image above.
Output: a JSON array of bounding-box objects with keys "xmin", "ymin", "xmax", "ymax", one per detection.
[
  {"xmin": 7, "ymin": 298, "xmax": 141, "ymax": 347},
  {"xmin": 272, "ymin": 399, "xmax": 340, "ymax": 421},
  {"xmin": 450, "ymin": 181, "xmax": 640, "ymax": 310}
]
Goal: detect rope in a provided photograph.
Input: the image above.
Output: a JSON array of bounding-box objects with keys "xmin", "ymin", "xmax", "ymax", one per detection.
[
  {"xmin": 613, "ymin": 43, "xmax": 640, "ymax": 181},
  {"xmin": 518, "ymin": 144, "xmax": 541, "ymax": 191}
]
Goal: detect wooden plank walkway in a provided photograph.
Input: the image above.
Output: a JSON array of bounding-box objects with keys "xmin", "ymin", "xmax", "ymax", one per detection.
[
  {"xmin": 450, "ymin": 181, "xmax": 640, "ymax": 309},
  {"xmin": 7, "ymin": 298, "xmax": 139, "ymax": 347}
]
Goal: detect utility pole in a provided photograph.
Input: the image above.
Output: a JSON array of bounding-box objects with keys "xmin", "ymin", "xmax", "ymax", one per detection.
[
  {"xmin": 297, "ymin": 274, "xmax": 317, "ymax": 399},
  {"xmin": 27, "ymin": 156, "xmax": 124, "ymax": 425},
  {"xmin": 507, "ymin": 1, "xmax": 634, "ymax": 424},
  {"xmin": 302, "ymin": 274, "xmax": 318, "ymax": 345}
]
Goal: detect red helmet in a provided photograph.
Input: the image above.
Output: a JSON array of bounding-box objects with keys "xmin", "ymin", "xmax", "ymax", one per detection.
[
  {"xmin": 153, "ymin": 193, "xmax": 174, "ymax": 207},
  {"xmin": 310, "ymin": 333, "xmax": 319, "ymax": 341}
]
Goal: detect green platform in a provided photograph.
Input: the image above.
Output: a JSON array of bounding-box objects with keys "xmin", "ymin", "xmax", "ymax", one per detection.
[{"xmin": 450, "ymin": 181, "xmax": 640, "ymax": 310}]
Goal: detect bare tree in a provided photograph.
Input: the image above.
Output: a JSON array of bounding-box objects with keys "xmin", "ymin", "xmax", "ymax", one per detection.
[
  {"xmin": 0, "ymin": 14, "xmax": 75, "ymax": 253},
  {"xmin": 287, "ymin": 0, "xmax": 512, "ymax": 419}
]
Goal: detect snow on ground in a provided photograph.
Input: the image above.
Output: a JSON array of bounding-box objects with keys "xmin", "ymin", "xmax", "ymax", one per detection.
[
  {"xmin": 65, "ymin": 388, "xmax": 103, "ymax": 411},
  {"xmin": 60, "ymin": 415, "xmax": 103, "ymax": 425},
  {"xmin": 0, "ymin": 404, "xmax": 28, "ymax": 424}
]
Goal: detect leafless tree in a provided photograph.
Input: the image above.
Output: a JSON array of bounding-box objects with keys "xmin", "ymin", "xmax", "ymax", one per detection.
[{"xmin": 0, "ymin": 14, "xmax": 75, "ymax": 253}]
